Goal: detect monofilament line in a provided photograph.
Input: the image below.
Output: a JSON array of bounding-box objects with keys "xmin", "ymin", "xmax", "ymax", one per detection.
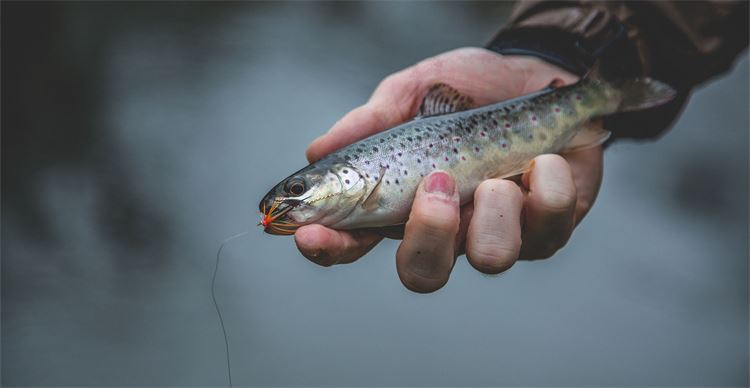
[{"xmin": 211, "ymin": 230, "xmax": 249, "ymax": 388}]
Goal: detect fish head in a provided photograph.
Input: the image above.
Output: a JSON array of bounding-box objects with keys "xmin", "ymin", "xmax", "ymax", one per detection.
[{"xmin": 259, "ymin": 159, "xmax": 368, "ymax": 235}]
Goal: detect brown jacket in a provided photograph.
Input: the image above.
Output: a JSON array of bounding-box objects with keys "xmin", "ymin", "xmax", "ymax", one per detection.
[{"xmin": 491, "ymin": 1, "xmax": 748, "ymax": 139}]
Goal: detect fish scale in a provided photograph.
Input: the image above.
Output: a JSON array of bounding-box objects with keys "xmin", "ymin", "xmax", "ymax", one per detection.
[
  {"xmin": 260, "ymin": 71, "xmax": 675, "ymax": 234},
  {"xmin": 322, "ymin": 83, "xmax": 598, "ymax": 228}
]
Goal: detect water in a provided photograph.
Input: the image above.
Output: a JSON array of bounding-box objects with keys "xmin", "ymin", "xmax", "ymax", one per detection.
[{"xmin": 2, "ymin": 2, "xmax": 747, "ymax": 386}]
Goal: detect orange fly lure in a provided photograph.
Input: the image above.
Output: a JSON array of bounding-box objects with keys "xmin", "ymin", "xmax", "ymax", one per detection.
[{"xmin": 259, "ymin": 201, "xmax": 297, "ymax": 235}]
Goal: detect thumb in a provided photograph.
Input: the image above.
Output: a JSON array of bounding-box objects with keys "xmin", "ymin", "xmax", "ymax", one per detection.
[{"xmin": 306, "ymin": 70, "xmax": 422, "ymax": 163}]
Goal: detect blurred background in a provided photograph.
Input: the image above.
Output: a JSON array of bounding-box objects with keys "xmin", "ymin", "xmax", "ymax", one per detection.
[{"xmin": 2, "ymin": 2, "xmax": 747, "ymax": 386}]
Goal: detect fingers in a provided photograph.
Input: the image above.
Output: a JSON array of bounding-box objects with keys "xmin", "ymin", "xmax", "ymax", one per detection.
[
  {"xmin": 396, "ymin": 171, "xmax": 460, "ymax": 293},
  {"xmin": 465, "ymin": 179, "xmax": 524, "ymax": 274},
  {"xmin": 562, "ymin": 146, "xmax": 603, "ymax": 223},
  {"xmin": 295, "ymin": 224, "xmax": 382, "ymax": 267},
  {"xmin": 519, "ymin": 154, "xmax": 578, "ymax": 260}
]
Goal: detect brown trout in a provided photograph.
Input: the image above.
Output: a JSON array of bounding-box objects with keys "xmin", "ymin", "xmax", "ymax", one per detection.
[{"xmin": 259, "ymin": 69, "xmax": 675, "ymax": 235}]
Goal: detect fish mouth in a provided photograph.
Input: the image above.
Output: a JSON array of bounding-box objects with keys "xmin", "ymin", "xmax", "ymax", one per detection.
[{"xmin": 259, "ymin": 200, "xmax": 300, "ymax": 235}]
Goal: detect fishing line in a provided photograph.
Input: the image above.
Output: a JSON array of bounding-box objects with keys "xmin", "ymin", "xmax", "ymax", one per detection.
[{"xmin": 211, "ymin": 230, "xmax": 250, "ymax": 388}]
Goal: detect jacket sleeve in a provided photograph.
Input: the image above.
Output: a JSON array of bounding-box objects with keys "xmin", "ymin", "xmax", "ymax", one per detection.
[{"xmin": 487, "ymin": 1, "xmax": 748, "ymax": 140}]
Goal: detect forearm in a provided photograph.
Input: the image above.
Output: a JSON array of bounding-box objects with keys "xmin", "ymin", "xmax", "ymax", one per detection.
[{"xmin": 487, "ymin": 0, "xmax": 749, "ymax": 140}]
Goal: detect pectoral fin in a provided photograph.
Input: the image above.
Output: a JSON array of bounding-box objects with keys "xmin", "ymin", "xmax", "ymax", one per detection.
[{"xmin": 361, "ymin": 167, "xmax": 386, "ymax": 211}]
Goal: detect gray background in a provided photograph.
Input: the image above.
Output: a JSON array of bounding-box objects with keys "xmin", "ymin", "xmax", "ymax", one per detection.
[{"xmin": 2, "ymin": 2, "xmax": 748, "ymax": 386}]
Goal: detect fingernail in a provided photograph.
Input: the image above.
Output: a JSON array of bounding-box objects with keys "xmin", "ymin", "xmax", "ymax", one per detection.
[{"xmin": 424, "ymin": 171, "xmax": 455, "ymax": 196}]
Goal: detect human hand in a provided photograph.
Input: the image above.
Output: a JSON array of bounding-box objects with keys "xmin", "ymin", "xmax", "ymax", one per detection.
[{"xmin": 295, "ymin": 47, "xmax": 604, "ymax": 293}]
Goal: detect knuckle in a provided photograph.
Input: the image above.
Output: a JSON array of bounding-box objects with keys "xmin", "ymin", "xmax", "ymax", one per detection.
[
  {"xmin": 523, "ymin": 239, "xmax": 565, "ymax": 260},
  {"xmin": 536, "ymin": 187, "xmax": 577, "ymax": 213},
  {"xmin": 304, "ymin": 252, "xmax": 338, "ymax": 267},
  {"xmin": 399, "ymin": 269, "xmax": 448, "ymax": 294},
  {"xmin": 477, "ymin": 179, "xmax": 523, "ymax": 203},
  {"xmin": 413, "ymin": 56, "xmax": 439, "ymax": 76},
  {"xmin": 409, "ymin": 206, "xmax": 459, "ymax": 238},
  {"xmin": 377, "ymin": 73, "xmax": 401, "ymax": 91},
  {"xmin": 467, "ymin": 239, "xmax": 520, "ymax": 274}
]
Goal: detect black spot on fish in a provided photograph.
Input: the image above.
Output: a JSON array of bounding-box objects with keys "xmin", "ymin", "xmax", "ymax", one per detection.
[
  {"xmin": 403, "ymin": 170, "xmax": 407, "ymax": 175},
  {"xmin": 343, "ymin": 169, "xmax": 349, "ymax": 173},
  {"xmin": 407, "ymin": 137, "xmax": 413, "ymax": 142},
  {"xmin": 386, "ymin": 180, "xmax": 390, "ymax": 184},
  {"xmin": 345, "ymin": 179, "xmax": 350, "ymax": 184},
  {"xmin": 417, "ymin": 158, "xmax": 421, "ymax": 163},
  {"xmin": 415, "ymin": 128, "xmax": 421, "ymax": 132},
  {"xmin": 452, "ymin": 148, "xmax": 458, "ymax": 153},
  {"xmin": 372, "ymin": 147, "xmax": 378, "ymax": 152},
  {"xmin": 380, "ymin": 138, "xmax": 385, "ymax": 143},
  {"xmin": 395, "ymin": 179, "xmax": 399, "ymax": 184}
]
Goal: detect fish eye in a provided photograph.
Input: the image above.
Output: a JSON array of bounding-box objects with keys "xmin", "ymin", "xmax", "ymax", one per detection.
[{"xmin": 285, "ymin": 178, "xmax": 306, "ymax": 196}]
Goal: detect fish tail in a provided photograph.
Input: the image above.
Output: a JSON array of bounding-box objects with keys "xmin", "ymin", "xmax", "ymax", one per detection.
[{"xmin": 584, "ymin": 62, "xmax": 677, "ymax": 112}]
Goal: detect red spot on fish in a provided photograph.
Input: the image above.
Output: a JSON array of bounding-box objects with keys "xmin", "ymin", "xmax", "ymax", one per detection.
[
  {"xmin": 575, "ymin": 94, "xmax": 582, "ymax": 100},
  {"xmin": 554, "ymin": 107, "xmax": 561, "ymax": 112},
  {"xmin": 532, "ymin": 116, "xmax": 537, "ymax": 121},
  {"xmin": 505, "ymin": 123, "xmax": 511, "ymax": 129},
  {"xmin": 444, "ymin": 157, "xmax": 449, "ymax": 161},
  {"xmin": 461, "ymin": 156, "xmax": 466, "ymax": 161},
  {"xmin": 480, "ymin": 132, "xmax": 486, "ymax": 137},
  {"xmin": 432, "ymin": 163, "xmax": 436, "ymax": 168},
  {"xmin": 429, "ymin": 144, "xmax": 433, "ymax": 148},
  {"xmin": 502, "ymin": 143, "xmax": 507, "ymax": 148},
  {"xmin": 453, "ymin": 137, "xmax": 461, "ymax": 142}
]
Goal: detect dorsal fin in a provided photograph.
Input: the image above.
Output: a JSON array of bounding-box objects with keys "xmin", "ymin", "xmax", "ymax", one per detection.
[{"xmin": 416, "ymin": 83, "xmax": 475, "ymax": 118}]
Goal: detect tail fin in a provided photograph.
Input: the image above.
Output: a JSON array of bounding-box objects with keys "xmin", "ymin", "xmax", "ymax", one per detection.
[
  {"xmin": 584, "ymin": 62, "xmax": 677, "ymax": 112},
  {"xmin": 614, "ymin": 78, "xmax": 676, "ymax": 112}
]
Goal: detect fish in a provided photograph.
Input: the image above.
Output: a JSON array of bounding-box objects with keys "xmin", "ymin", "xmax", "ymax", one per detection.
[{"xmin": 259, "ymin": 67, "xmax": 676, "ymax": 235}]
